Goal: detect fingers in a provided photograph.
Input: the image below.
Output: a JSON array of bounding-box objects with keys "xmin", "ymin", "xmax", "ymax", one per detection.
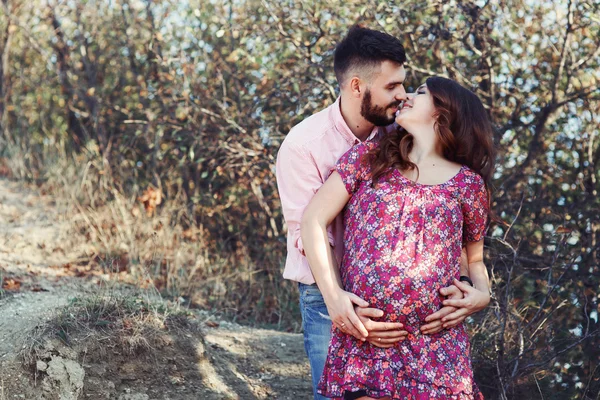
[
  {"xmin": 447, "ymin": 285, "xmax": 465, "ymax": 300},
  {"xmin": 367, "ymin": 337, "xmax": 404, "ymax": 347},
  {"xmin": 368, "ymin": 330, "xmax": 409, "ymax": 340},
  {"xmin": 424, "ymin": 306, "xmax": 457, "ymax": 323},
  {"xmin": 442, "ymin": 315, "xmax": 467, "ymax": 329},
  {"xmin": 330, "ymin": 292, "xmax": 371, "ymax": 340},
  {"xmin": 420, "ymin": 319, "xmax": 443, "ymax": 334},
  {"xmin": 364, "ymin": 320, "xmax": 404, "ymax": 332},
  {"xmin": 441, "ymin": 307, "xmax": 469, "ymax": 325},
  {"xmin": 368, "ymin": 340, "xmax": 396, "ymax": 349},
  {"xmin": 441, "ymin": 298, "xmax": 468, "ymax": 308},
  {"xmin": 354, "ymin": 307, "xmax": 384, "ymax": 319},
  {"xmin": 353, "ymin": 307, "xmax": 405, "ymax": 333},
  {"xmin": 452, "ymin": 278, "xmax": 474, "ymax": 293},
  {"xmin": 348, "ymin": 292, "xmax": 369, "ymax": 308},
  {"xmin": 347, "ymin": 310, "xmax": 369, "ymax": 338},
  {"xmin": 439, "ymin": 284, "xmax": 460, "ymax": 298},
  {"xmin": 335, "ymin": 318, "xmax": 364, "ymax": 341},
  {"xmin": 421, "ymin": 325, "xmax": 443, "ymax": 335},
  {"xmin": 336, "ymin": 317, "xmax": 366, "ymax": 341}
]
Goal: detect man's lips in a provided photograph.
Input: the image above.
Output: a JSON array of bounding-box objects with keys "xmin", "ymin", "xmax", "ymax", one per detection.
[{"xmin": 395, "ymin": 103, "xmax": 411, "ymax": 117}]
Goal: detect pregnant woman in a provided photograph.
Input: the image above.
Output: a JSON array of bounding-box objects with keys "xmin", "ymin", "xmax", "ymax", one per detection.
[{"xmin": 301, "ymin": 76, "xmax": 495, "ymax": 399}]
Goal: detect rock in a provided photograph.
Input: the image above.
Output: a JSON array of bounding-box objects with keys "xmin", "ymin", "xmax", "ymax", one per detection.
[
  {"xmin": 84, "ymin": 377, "xmax": 115, "ymax": 399},
  {"xmin": 45, "ymin": 356, "xmax": 85, "ymax": 400},
  {"xmin": 118, "ymin": 394, "xmax": 149, "ymax": 400},
  {"xmin": 36, "ymin": 360, "xmax": 48, "ymax": 371}
]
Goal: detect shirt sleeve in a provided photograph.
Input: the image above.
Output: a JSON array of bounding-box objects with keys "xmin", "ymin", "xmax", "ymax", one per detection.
[
  {"xmin": 335, "ymin": 142, "xmax": 374, "ymax": 195},
  {"xmin": 276, "ymin": 140, "xmax": 335, "ymax": 254},
  {"xmin": 461, "ymin": 172, "xmax": 489, "ymax": 243}
]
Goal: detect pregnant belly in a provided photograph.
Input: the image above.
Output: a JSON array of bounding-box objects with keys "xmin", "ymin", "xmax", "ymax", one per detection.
[{"xmin": 345, "ymin": 270, "xmax": 453, "ymax": 334}]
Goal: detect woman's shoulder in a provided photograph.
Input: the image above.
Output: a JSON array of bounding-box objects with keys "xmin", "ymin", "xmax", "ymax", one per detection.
[
  {"xmin": 355, "ymin": 138, "xmax": 380, "ymax": 153},
  {"xmin": 339, "ymin": 139, "xmax": 378, "ymax": 165},
  {"xmin": 460, "ymin": 166, "xmax": 484, "ymax": 182},
  {"xmin": 456, "ymin": 166, "xmax": 486, "ymax": 195}
]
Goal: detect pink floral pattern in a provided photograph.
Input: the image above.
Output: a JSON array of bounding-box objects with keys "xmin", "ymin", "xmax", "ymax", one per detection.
[{"xmin": 317, "ymin": 141, "xmax": 488, "ymax": 399}]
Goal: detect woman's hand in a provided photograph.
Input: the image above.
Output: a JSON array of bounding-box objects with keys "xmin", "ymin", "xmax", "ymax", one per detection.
[
  {"xmin": 438, "ymin": 244, "xmax": 492, "ymax": 330},
  {"xmin": 439, "ymin": 278, "xmax": 490, "ymax": 328},
  {"xmin": 324, "ymin": 288, "xmax": 370, "ymax": 341},
  {"xmin": 421, "ymin": 283, "xmax": 465, "ymax": 335}
]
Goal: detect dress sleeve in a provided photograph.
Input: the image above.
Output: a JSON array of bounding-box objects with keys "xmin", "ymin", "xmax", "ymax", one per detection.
[
  {"xmin": 461, "ymin": 172, "xmax": 489, "ymax": 243},
  {"xmin": 335, "ymin": 142, "xmax": 374, "ymax": 195}
]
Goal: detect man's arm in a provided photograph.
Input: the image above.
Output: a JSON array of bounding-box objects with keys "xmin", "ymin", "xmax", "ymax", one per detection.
[{"xmin": 275, "ymin": 141, "xmax": 335, "ymax": 256}]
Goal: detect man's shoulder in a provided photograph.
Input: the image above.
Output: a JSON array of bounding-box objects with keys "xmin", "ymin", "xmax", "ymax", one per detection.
[{"xmin": 282, "ymin": 104, "xmax": 336, "ymax": 148}]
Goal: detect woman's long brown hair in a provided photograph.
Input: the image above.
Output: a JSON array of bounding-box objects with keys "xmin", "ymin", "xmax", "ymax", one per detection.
[{"xmin": 366, "ymin": 76, "xmax": 496, "ymax": 190}]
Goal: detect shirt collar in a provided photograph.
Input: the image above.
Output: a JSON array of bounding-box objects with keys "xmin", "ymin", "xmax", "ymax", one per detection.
[{"xmin": 332, "ymin": 97, "xmax": 379, "ymax": 145}]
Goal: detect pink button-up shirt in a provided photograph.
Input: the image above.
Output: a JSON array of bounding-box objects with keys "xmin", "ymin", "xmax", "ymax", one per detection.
[{"xmin": 276, "ymin": 97, "xmax": 379, "ymax": 285}]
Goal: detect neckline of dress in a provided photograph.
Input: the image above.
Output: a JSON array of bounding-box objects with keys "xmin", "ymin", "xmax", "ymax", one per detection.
[{"xmin": 393, "ymin": 165, "xmax": 467, "ymax": 188}]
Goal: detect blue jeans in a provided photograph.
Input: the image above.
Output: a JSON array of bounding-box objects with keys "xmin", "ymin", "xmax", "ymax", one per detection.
[{"xmin": 298, "ymin": 282, "xmax": 332, "ymax": 400}]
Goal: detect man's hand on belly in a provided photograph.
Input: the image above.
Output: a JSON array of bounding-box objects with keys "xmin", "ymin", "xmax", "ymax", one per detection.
[{"xmin": 355, "ymin": 307, "xmax": 408, "ymax": 348}]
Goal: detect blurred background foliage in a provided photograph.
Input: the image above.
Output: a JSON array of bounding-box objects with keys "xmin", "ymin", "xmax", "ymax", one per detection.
[{"xmin": 0, "ymin": 0, "xmax": 598, "ymax": 398}]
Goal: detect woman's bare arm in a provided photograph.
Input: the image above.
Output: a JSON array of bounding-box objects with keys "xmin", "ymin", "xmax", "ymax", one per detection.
[{"xmin": 300, "ymin": 171, "xmax": 369, "ymax": 339}]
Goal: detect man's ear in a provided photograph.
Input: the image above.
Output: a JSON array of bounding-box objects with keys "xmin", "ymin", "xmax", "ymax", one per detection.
[{"xmin": 349, "ymin": 76, "xmax": 362, "ymax": 97}]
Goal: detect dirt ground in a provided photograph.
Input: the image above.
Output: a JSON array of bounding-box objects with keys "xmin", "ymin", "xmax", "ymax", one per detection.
[{"xmin": 0, "ymin": 178, "xmax": 313, "ymax": 400}]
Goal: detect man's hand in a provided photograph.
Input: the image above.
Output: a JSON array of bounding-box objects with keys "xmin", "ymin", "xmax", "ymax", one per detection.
[
  {"xmin": 421, "ymin": 283, "xmax": 465, "ymax": 335},
  {"xmin": 324, "ymin": 288, "xmax": 370, "ymax": 341},
  {"xmin": 439, "ymin": 278, "xmax": 490, "ymax": 328},
  {"xmin": 355, "ymin": 307, "xmax": 408, "ymax": 348}
]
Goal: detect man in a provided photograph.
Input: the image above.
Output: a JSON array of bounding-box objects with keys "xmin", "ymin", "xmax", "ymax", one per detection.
[{"xmin": 276, "ymin": 25, "xmax": 483, "ymax": 399}]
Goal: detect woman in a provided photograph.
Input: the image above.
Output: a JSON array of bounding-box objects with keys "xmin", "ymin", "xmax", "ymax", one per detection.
[{"xmin": 300, "ymin": 77, "xmax": 495, "ymax": 399}]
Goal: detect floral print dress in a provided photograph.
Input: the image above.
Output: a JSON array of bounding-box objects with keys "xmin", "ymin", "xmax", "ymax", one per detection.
[{"xmin": 317, "ymin": 141, "xmax": 488, "ymax": 399}]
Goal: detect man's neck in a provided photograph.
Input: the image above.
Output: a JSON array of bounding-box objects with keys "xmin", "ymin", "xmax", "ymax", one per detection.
[{"xmin": 339, "ymin": 94, "xmax": 374, "ymax": 142}]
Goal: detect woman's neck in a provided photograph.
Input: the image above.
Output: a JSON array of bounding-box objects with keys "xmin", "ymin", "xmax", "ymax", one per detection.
[{"xmin": 407, "ymin": 126, "xmax": 443, "ymax": 165}]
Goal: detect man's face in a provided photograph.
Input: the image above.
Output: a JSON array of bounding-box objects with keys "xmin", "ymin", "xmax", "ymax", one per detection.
[{"xmin": 360, "ymin": 61, "xmax": 407, "ymax": 126}]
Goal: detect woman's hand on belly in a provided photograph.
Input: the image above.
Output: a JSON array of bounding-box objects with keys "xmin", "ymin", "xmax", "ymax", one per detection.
[
  {"xmin": 420, "ymin": 283, "xmax": 465, "ymax": 335},
  {"xmin": 323, "ymin": 287, "xmax": 371, "ymax": 341},
  {"xmin": 439, "ymin": 278, "xmax": 491, "ymax": 328}
]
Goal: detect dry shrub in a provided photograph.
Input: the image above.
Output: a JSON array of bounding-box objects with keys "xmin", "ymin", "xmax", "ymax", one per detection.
[
  {"xmin": 40, "ymin": 148, "xmax": 298, "ymax": 331},
  {"xmin": 22, "ymin": 286, "xmax": 201, "ymax": 370}
]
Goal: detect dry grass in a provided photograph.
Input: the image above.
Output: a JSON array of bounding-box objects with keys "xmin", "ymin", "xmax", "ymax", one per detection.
[
  {"xmin": 41, "ymin": 151, "xmax": 220, "ymax": 297},
  {"xmin": 4, "ymin": 143, "xmax": 298, "ymax": 331},
  {"xmin": 37, "ymin": 150, "xmax": 299, "ymax": 330},
  {"xmin": 22, "ymin": 284, "xmax": 201, "ymax": 370}
]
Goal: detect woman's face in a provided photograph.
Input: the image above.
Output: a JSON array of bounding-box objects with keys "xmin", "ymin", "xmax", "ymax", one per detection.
[{"xmin": 395, "ymin": 84, "xmax": 436, "ymax": 129}]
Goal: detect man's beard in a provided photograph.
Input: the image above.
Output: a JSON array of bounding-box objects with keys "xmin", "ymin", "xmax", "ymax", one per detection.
[{"xmin": 360, "ymin": 89, "xmax": 399, "ymax": 126}]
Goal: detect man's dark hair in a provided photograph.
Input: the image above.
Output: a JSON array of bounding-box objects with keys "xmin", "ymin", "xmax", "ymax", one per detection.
[{"xmin": 334, "ymin": 25, "xmax": 406, "ymax": 85}]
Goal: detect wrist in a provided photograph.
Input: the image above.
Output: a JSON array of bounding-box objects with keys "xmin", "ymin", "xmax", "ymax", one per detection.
[
  {"xmin": 321, "ymin": 285, "xmax": 344, "ymax": 302},
  {"xmin": 459, "ymin": 275, "xmax": 473, "ymax": 287}
]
